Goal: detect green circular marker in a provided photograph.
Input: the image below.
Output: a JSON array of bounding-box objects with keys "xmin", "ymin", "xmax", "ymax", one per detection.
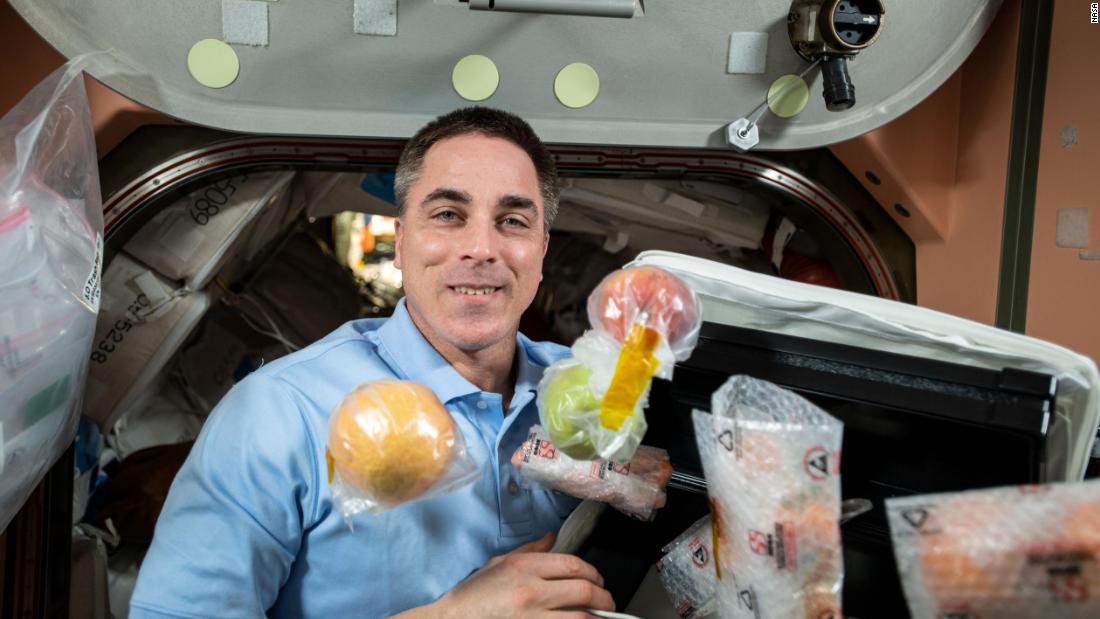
[
  {"xmin": 555, "ymin": 63, "xmax": 599, "ymax": 109},
  {"xmin": 452, "ymin": 55, "xmax": 499, "ymax": 102},
  {"xmin": 187, "ymin": 39, "xmax": 240, "ymax": 89},
  {"xmin": 767, "ymin": 75, "xmax": 809, "ymax": 118}
]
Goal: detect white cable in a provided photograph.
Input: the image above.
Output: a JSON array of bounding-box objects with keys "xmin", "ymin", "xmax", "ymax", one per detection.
[
  {"xmin": 586, "ymin": 610, "xmax": 643, "ymax": 619},
  {"xmin": 236, "ymin": 309, "xmax": 294, "ymax": 352},
  {"xmin": 236, "ymin": 293, "xmax": 301, "ymax": 353}
]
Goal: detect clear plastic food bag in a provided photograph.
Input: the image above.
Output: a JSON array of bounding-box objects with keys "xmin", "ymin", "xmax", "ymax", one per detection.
[
  {"xmin": 657, "ymin": 515, "xmax": 718, "ymax": 619},
  {"xmin": 0, "ymin": 56, "xmax": 104, "ymax": 532},
  {"xmin": 886, "ymin": 479, "xmax": 1100, "ymax": 619},
  {"xmin": 325, "ymin": 380, "xmax": 480, "ymax": 521},
  {"xmin": 538, "ymin": 266, "xmax": 701, "ymax": 464},
  {"xmin": 693, "ymin": 375, "xmax": 844, "ymax": 619},
  {"xmin": 587, "ymin": 265, "xmax": 702, "ymax": 360},
  {"xmin": 537, "ymin": 332, "xmax": 656, "ymax": 464},
  {"xmin": 511, "ymin": 425, "xmax": 672, "ymax": 521}
]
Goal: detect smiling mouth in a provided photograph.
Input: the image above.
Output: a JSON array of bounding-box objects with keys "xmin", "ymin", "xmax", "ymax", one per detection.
[{"xmin": 451, "ymin": 286, "xmax": 502, "ymax": 296}]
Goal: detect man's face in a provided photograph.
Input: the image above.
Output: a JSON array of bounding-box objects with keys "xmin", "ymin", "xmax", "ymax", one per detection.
[{"xmin": 395, "ymin": 133, "xmax": 548, "ymax": 352}]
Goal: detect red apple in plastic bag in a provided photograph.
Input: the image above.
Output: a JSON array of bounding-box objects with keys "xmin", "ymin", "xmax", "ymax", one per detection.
[{"xmin": 588, "ymin": 266, "xmax": 700, "ymax": 345}]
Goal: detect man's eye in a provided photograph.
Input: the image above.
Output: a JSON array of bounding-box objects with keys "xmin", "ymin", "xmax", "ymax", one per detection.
[
  {"xmin": 502, "ymin": 217, "xmax": 528, "ymax": 228},
  {"xmin": 434, "ymin": 211, "xmax": 459, "ymax": 222}
]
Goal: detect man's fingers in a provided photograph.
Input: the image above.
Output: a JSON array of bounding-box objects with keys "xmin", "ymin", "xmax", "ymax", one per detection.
[
  {"xmin": 510, "ymin": 532, "xmax": 556, "ymax": 554},
  {"xmin": 538, "ymin": 579, "xmax": 616, "ymax": 612},
  {"xmin": 517, "ymin": 553, "xmax": 604, "ymax": 588}
]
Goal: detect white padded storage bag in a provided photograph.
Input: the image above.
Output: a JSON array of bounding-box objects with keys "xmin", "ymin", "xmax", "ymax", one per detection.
[
  {"xmin": 108, "ymin": 375, "xmax": 205, "ymax": 459},
  {"xmin": 124, "ymin": 171, "xmax": 295, "ymax": 291},
  {"xmin": 107, "ymin": 546, "xmax": 143, "ymax": 619},
  {"xmin": 559, "ymin": 178, "xmax": 770, "ymax": 252},
  {"xmin": 236, "ymin": 171, "xmax": 306, "ymax": 266},
  {"xmin": 631, "ymin": 250, "xmax": 1100, "ymax": 482},
  {"xmin": 84, "ymin": 253, "xmax": 213, "ymax": 430}
]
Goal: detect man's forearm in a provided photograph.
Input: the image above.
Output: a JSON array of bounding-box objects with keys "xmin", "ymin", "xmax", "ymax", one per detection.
[{"xmin": 390, "ymin": 599, "xmax": 444, "ymax": 619}]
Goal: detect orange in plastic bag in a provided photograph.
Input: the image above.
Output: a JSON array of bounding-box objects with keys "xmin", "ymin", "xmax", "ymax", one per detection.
[{"xmin": 327, "ymin": 380, "xmax": 479, "ymax": 519}]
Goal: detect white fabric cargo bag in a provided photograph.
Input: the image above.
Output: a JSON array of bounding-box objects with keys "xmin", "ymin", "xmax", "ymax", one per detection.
[
  {"xmin": 557, "ymin": 178, "xmax": 770, "ymax": 255},
  {"xmin": 84, "ymin": 252, "xmax": 213, "ymax": 430},
  {"xmin": 108, "ymin": 375, "xmax": 206, "ymax": 460},
  {"xmin": 630, "ymin": 250, "xmax": 1100, "ymax": 481},
  {"xmin": 237, "ymin": 170, "xmax": 308, "ymax": 266},
  {"xmin": 123, "ymin": 171, "xmax": 296, "ymax": 291}
]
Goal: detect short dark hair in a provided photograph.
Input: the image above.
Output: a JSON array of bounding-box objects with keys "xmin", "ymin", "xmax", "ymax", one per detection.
[{"xmin": 394, "ymin": 107, "xmax": 559, "ymax": 231}]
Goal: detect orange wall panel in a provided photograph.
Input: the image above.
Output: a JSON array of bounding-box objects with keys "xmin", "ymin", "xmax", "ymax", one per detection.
[
  {"xmin": 1027, "ymin": 1, "xmax": 1100, "ymax": 365},
  {"xmin": 0, "ymin": 1, "xmax": 176, "ymax": 157},
  {"xmin": 830, "ymin": 74, "xmax": 960, "ymax": 245},
  {"xmin": 832, "ymin": 0, "xmax": 1020, "ymax": 325},
  {"xmin": 924, "ymin": 0, "xmax": 1020, "ymax": 325}
]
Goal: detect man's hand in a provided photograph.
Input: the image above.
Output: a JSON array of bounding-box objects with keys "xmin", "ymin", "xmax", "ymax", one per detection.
[{"xmin": 396, "ymin": 533, "xmax": 615, "ymax": 619}]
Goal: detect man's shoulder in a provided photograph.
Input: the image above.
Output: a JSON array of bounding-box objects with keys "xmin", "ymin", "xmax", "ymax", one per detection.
[
  {"xmin": 211, "ymin": 317, "xmax": 398, "ymax": 428},
  {"xmin": 197, "ymin": 317, "xmax": 396, "ymax": 456},
  {"xmin": 252, "ymin": 317, "xmax": 394, "ymax": 384},
  {"xmin": 519, "ymin": 335, "xmax": 572, "ymax": 368}
]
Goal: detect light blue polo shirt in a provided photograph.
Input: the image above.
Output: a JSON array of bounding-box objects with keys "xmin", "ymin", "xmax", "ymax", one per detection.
[{"xmin": 129, "ymin": 299, "xmax": 578, "ymax": 618}]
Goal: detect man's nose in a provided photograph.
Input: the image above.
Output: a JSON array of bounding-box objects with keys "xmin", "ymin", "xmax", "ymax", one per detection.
[{"xmin": 462, "ymin": 218, "xmax": 499, "ymax": 263}]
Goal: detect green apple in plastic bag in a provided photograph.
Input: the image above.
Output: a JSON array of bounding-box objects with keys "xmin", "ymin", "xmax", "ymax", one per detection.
[{"xmin": 540, "ymin": 363, "xmax": 601, "ymax": 460}]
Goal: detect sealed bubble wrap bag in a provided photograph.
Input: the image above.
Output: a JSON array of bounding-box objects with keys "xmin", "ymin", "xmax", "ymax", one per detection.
[
  {"xmin": 326, "ymin": 380, "xmax": 479, "ymax": 521},
  {"xmin": 654, "ymin": 505, "xmax": 873, "ymax": 619},
  {"xmin": 693, "ymin": 375, "xmax": 844, "ymax": 619},
  {"xmin": 657, "ymin": 515, "xmax": 718, "ymax": 619},
  {"xmin": 538, "ymin": 265, "xmax": 702, "ymax": 464},
  {"xmin": 887, "ymin": 479, "xmax": 1100, "ymax": 619},
  {"xmin": 512, "ymin": 425, "xmax": 672, "ymax": 520}
]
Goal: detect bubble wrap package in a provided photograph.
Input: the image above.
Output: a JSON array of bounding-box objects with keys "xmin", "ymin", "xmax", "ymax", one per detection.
[
  {"xmin": 692, "ymin": 375, "xmax": 844, "ymax": 619},
  {"xmin": 539, "ymin": 265, "xmax": 702, "ymax": 464},
  {"xmin": 326, "ymin": 380, "xmax": 479, "ymax": 520},
  {"xmin": 657, "ymin": 515, "xmax": 718, "ymax": 619},
  {"xmin": 511, "ymin": 425, "xmax": 673, "ymax": 520},
  {"xmin": 887, "ymin": 479, "xmax": 1100, "ymax": 619}
]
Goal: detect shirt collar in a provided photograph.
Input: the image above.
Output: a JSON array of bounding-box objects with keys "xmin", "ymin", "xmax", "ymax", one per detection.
[
  {"xmin": 513, "ymin": 333, "xmax": 544, "ymax": 398},
  {"xmin": 375, "ymin": 298, "xmax": 546, "ymax": 406}
]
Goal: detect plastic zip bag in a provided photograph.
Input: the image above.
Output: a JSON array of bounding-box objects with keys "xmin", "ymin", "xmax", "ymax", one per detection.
[
  {"xmin": 693, "ymin": 376, "xmax": 844, "ymax": 619},
  {"xmin": 0, "ymin": 55, "xmax": 104, "ymax": 532},
  {"xmin": 511, "ymin": 425, "xmax": 672, "ymax": 521},
  {"xmin": 887, "ymin": 479, "xmax": 1100, "ymax": 619},
  {"xmin": 326, "ymin": 380, "xmax": 480, "ymax": 521},
  {"xmin": 538, "ymin": 266, "xmax": 702, "ymax": 463}
]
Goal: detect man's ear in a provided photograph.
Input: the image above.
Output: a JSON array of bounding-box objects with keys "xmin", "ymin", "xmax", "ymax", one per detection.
[
  {"xmin": 540, "ymin": 232, "xmax": 549, "ymax": 282},
  {"xmin": 393, "ymin": 216, "xmax": 404, "ymax": 270}
]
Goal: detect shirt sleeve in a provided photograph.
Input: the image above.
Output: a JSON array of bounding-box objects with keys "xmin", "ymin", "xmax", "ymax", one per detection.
[{"xmin": 129, "ymin": 373, "xmax": 320, "ymax": 618}]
